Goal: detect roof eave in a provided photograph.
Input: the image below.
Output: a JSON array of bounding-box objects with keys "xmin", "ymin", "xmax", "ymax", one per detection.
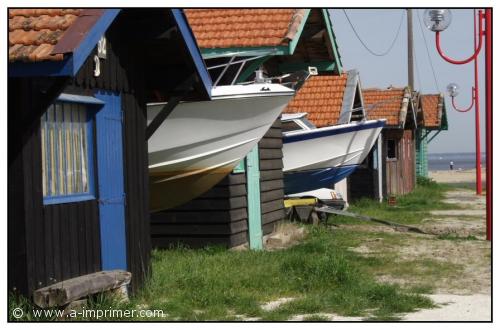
[{"xmin": 9, "ymin": 9, "xmax": 120, "ymax": 78}]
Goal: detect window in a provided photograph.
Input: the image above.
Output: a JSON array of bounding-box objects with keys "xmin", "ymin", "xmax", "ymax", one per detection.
[
  {"xmin": 387, "ymin": 139, "xmax": 397, "ymax": 159},
  {"xmin": 41, "ymin": 101, "xmax": 95, "ymax": 204}
]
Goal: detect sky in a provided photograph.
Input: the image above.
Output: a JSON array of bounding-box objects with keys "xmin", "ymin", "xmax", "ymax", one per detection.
[{"xmin": 329, "ymin": 9, "xmax": 486, "ymax": 154}]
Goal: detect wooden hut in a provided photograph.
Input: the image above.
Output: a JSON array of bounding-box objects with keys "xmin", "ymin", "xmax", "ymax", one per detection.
[
  {"xmin": 282, "ymin": 69, "xmax": 372, "ymax": 202},
  {"xmin": 359, "ymin": 87, "xmax": 417, "ymax": 197},
  {"xmin": 8, "ymin": 9, "xmax": 211, "ymax": 296},
  {"xmin": 151, "ymin": 9, "xmax": 343, "ymax": 249},
  {"xmin": 416, "ymin": 94, "xmax": 448, "ymax": 177}
]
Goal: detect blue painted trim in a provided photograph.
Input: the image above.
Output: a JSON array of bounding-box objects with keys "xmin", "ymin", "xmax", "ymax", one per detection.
[
  {"xmin": 284, "ymin": 165, "xmax": 359, "ymax": 195},
  {"xmin": 94, "ymin": 90, "xmax": 127, "ymax": 271},
  {"xmin": 71, "ymin": 9, "xmax": 121, "ymax": 76},
  {"xmin": 9, "ymin": 56, "xmax": 74, "ymax": 77},
  {"xmin": 283, "ymin": 120, "xmax": 386, "ymax": 144},
  {"xmin": 172, "ymin": 9, "xmax": 212, "ymax": 98},
  {"xmin": 9, "ymin": 9, "xmax": 120, "ymax": 77},
  {"xmin": 44, "ymin": 193, "xmax": 96, "ymax": 205},
  {"xmin": 57, "ymin": 93, "xmax": 105, "ymax": 105}
]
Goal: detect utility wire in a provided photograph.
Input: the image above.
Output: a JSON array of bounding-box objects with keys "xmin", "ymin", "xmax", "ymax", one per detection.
[
  {"xmin": 342, "ymin": 9, "xmax": 405, "ymax": 57},
  {"xmin": 416, "ymin": 9, "xmax": 440, "ymax": 92},
  {"xmin": 413, "ymin": 41, "xmax": 423, "ymax": 91}
]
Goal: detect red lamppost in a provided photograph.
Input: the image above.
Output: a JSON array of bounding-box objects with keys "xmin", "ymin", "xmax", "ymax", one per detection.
[{"xmin": 424, "ymin": 9, "xmax": 491, "ymax": 241}]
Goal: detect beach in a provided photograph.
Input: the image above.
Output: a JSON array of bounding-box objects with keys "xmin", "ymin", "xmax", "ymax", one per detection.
[{"xmin": 429, "ymin": 168, "xmax": 487, "ymax": 184}]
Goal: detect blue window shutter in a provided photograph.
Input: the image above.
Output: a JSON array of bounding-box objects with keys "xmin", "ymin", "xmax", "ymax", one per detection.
[
  {"xmin": 94, "ymin": 90, "xmax": 127, "ymax": 271},
  {"xmin": 246, "ymin": 146, "xmax": 263, "ymax": 250}
]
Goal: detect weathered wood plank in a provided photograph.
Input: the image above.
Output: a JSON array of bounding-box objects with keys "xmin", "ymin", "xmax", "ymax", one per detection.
[
  {"xmin": 152, "ymin": 208, "xmax": 247, "ymax": 224},
  {"xmin": 261, "ymin": 179, "xmax": 284, "ymax": 192},
  {"xmin": 259, "ymin": 159, "xmax": 284, "ymax": 171},
  {"xmin": 259, "ymin": 148, "xmax": 283, "ymax": 160},
  {"xmin": 258, "ymin": 138, "xmax": 283, "ymax": 149},
  {"xmin": 33, "ymin": 271, "xmax": 132, "ymax": 308},
  {"xmin": 151, "ymin": 219, "xmax": 248, "ymax": 236},
  {"xmin": 260, "ymin": 169, "xmax": 284, "ymax": 181},
  {"xmin": 260, "ymin": 189, "xmax": 285, "ymax": 203}
]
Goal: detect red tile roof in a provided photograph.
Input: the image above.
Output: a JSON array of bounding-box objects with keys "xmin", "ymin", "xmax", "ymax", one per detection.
[
  {"xmin": 9, "ymin": 9, "xmax": 82, "ymax": 62},
  {"xmin": 363, "ymin": 88, "xmax": 406, "ymax": 126},
  {"xmin": 421, "ymin": 94, "xmax": 442, "ymax": 128},
  {"xmin": 185, "ymin": 9, "xmax": 304, "ymax": 49},
  {"xmin": 283, "ymin": 74, "xmax": 348, "ymax": 127}
]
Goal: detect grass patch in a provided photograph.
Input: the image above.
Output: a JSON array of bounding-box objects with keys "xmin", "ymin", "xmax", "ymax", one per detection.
[
  {"xmin": 302, "ymin": 314, "xmax": 331, "ymax": 321},
  {"xmin": 10, "ymin": 226, "xmax": 435, "ymax": 321},
  {"xmin": 329, "ymin": 182, "xmax": 459, "ymax": 226},
  {"xmin": 437, "ymin": 233, "xmax": 478, "ymax": 241}
]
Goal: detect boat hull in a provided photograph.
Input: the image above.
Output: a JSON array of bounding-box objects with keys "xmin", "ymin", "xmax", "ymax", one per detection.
[
  {"xmin": 284, "ymin": 165, "xmax": 358, "ymax": 195},
  {"xmin": 282, "ymin": 120, "xmax": 384, "ymax": 194},
  {"xmin": 148, "ymin": 88, "xmax": 293, "ymax": 211}
]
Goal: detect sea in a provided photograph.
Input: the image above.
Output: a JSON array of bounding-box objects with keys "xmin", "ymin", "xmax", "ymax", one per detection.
[{"xmin": 428, "ymin": 152, "xmax": 486, "ymax": 171}]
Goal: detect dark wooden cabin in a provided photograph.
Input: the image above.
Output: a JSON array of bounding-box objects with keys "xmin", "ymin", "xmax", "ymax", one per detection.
[
  {"xmin": 354, "ymin": 87, "xmax": 417, "ymax": 198},
  {"xmin": 150, "ymin": 9, "xmax": 343, "ymax": 249},
  {"xmin": 8, "ymin": 9, "xmax": 211, "ymax": 296},
  {"xmin": 151, "ymin": 119, "xmax": 284, "ymax": 248}
]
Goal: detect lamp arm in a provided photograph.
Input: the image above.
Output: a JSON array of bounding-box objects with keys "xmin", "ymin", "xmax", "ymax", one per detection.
[
  {"xmin": 435, "ymin": 10, "xmax": 484, "ymax": 65},
  {"xmin": 451, "ymin": 87, "xmax": 475, "ymax": 112}
]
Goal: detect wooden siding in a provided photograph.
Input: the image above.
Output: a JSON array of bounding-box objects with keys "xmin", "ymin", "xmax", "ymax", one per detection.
[
  {"xmin": 259, "ymin": 119, "xmax": 285, "ymax": 235},
  {"xmin": 8, "ymin": 18, "xmax": 151, "ymax": 295},
  {"xmin": 150, "ymin": 119, "xmax": 286, "ymax": 248},
  {"xmin": 383, "ymin": 129, "xmax": 416, "ymax": 196},
  {"xmin": 151, "ymin": 173, "xmax": 249, "ymax": 248}
]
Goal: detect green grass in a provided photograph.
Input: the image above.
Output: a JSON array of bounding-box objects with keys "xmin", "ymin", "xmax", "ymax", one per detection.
[
  {"xmin": 437, "ymin": 233, "xmax": 478, "ymax": 241},
  {"xmin": 330, "ymin": 181, "xmax": 459, "ymax": 226},
  {"xmin": 9, "ymin": 226, "xmax": 435, "ymax": 321}
]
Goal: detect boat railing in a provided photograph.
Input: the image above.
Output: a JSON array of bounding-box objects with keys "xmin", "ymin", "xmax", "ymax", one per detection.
[
  {"xmin": 207, "ymin": 55, "xmax": 314, "ymax": 91},
  {"xmin": 206, "ymin": 54, "xmax": 272, "ymax": 87}
]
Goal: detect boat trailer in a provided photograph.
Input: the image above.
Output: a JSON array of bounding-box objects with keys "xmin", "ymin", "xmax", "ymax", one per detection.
[{"xmin": 284, "ymin": 197, "xmax": 429, "ymax": 234}]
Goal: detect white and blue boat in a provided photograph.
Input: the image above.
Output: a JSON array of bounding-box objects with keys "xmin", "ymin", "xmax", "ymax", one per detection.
[{"xmin": 282, "ymin": 113, "xmax": 385, "ymax": 194}]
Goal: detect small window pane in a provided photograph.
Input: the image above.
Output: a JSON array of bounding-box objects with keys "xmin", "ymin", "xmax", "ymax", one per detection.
[
  {"xmin": 387, "ymin": 139, "xmax": 397, "ymax": 159},
  {"xmin": 41, "ymin": 102, "xmax": 92, "ymax": 199}
]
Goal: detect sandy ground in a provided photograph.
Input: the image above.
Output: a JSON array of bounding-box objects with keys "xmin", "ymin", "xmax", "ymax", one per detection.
[
  {"xmin": 402, "ymin": 294, "xmax": 491, "ymax": 321},
  {"xmin": 341, "ymin": 188, "xmax": 491, "ymax": 321},
  {"xmin": 429, "ymin": 168, "xmax": 486, "ymax": 184}
]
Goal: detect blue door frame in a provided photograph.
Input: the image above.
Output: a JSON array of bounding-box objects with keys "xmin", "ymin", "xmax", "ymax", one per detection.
[{"xmin": 94, "ymin": 90, "xmax": 127, "ymax": 270}]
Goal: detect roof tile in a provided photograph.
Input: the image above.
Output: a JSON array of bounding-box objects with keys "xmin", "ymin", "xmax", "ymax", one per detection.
[
  {"xmin": 9, "ymin": 9, "xmax": 82, "ymax": 62},
  {"xmin": 283, "ymin": 74, "xmax": 348, "ymax": 127},
  {"xmin": 363, "ymin": 88, "xmax": 406, "ymax": 126},
  {"xmin": 185, "ymin": 9, "xmax": 302, "ymax": 49},
  {"xmin": 421, "ymin": 94, "xmax": 442, "ymax": 128}
]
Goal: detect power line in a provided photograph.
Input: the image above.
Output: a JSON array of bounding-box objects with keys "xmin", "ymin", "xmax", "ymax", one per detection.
[
  {"xmin": 342, "ymin": 9, "xmax": 405, "ymax": 57},
  {"xmin": 413, "ymin": 40, "xmax": 423, "ymax": 91},
  {"xmin": 416, "ymin": 9, "xmax": 440, "ymax": 92}
]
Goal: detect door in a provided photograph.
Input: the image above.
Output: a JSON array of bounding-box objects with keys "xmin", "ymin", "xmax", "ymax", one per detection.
[{"xmin": 95, "ymin": 90, "xmax": 127, "ymax": 270}]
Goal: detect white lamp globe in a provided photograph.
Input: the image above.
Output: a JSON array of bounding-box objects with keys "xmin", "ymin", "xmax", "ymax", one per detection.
[
  {"xmin": 447, "ymin": 83, "xmax": 460, "ymax": 97},
  {"xmin": 424, "ymin": 9, "xmax": 452, "ymax": 32}
]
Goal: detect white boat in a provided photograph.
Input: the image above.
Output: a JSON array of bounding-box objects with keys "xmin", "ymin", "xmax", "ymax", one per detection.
[
  {"xmin": 282, "ymin": 113, "xmax": 385, "ymax": 194},
  {"xmin": 148, "ymin": 83, "xmax": 295, "ymax": 211}
]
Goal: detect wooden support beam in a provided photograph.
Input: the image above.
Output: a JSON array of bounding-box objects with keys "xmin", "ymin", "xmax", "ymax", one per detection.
[
  {"xmin": 145, "ymin": 95, "xmax": 182, "ymax": 140},
  {"xmin": 33, "ymin": 270, "xmax": 132, "ymax": 308},
  {"xmin": 145, "ymin": 75, "xmax": 195, "ymax": 140}
]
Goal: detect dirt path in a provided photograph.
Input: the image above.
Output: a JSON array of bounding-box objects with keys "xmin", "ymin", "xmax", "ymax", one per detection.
[
  {"xmin": 402, "ymin": 294, "xmax": 491, "ymax": 321},
  {"xmin": 340, "ymin": 188, "xmax": 491, "ymax": 321}
]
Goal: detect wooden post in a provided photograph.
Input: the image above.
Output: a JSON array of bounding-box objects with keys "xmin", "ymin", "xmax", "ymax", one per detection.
[{"xmin": 246, "ymin": 146, "xmax": 263, "ymax": 250}]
